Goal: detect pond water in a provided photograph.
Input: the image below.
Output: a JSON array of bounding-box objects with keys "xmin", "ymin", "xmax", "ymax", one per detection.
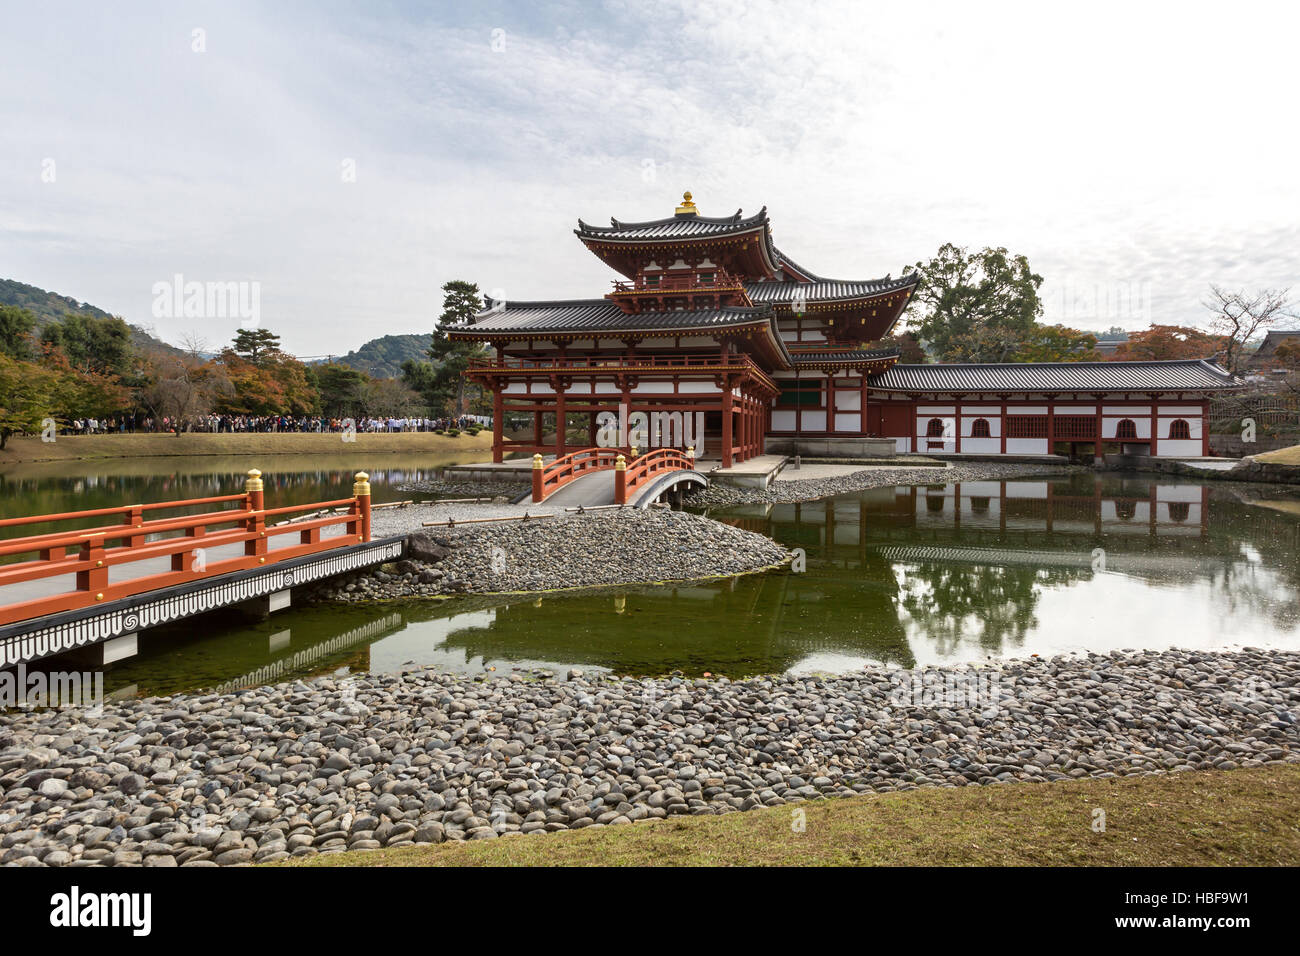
[{"xmin": 8, "ymin": 462, "xmax": 1297, "ymax": 698}]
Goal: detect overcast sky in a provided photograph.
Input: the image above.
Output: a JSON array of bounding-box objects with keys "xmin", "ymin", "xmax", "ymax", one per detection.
[{"xmin": 2, "ymin": 0, "xmax": 1296, "ymax": 357}]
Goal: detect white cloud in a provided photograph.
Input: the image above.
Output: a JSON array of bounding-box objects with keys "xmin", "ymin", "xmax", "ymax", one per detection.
[{"xmin": 1, "ymin": 0, "xmax": 1296, "ymax": 355}]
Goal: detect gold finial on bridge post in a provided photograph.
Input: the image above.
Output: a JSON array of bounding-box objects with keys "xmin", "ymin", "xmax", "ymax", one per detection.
[
  {"xmin": 615, "ymin": 454, "xmax": 626, "ymax": 470},
  {"xmin": 353, "ymin": 471, "xmax": 372, "ymax": 543},
  {"xmin": 532, "ymin": 453, "xmax": 544, "ymax": 469},
  {"xmin": 245, "ymin": 468, "xmax": 263, "ymax": 493}
]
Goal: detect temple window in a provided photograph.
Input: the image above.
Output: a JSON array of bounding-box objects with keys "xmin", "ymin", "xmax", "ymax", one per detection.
[
  {"xmin": 1169, "ymin": 419, "xmax": 1191, "ymax": 440},
  {"xmin": 926, "ymin": 418, "xmax": 946, "ymax": 438},
  {"xmin": 1115, "ymin": 419, "xmax": 1138, "ymax": 439},
  {"xmin": 971, "ymin": 418, "xmax": 991, "ymax": 437}
]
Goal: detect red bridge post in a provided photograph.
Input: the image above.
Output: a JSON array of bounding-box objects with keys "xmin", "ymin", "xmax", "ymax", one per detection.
[
  {"xmin": 353, "ymin": 471, "xmax": 372, "ymax": 542},
  {"xmin": 614, "ymin": 453, "xmax": 627, "ymax": 504},
  {"xmin": 532, "ymin": 453, "xmax": 545, "ymax": 503},
  {"xmin": 245, "ymin": 468, "xmax": 267, "ymax": 560}
]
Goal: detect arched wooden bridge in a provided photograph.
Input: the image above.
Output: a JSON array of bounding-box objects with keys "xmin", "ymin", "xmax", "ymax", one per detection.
[
  {"xmin": 0, "ymin": 470, "xmax": 402, "ymax": 668},
  {"xmin": 531, "ymin": 447, "xmax": 707, "ymax": 507}
]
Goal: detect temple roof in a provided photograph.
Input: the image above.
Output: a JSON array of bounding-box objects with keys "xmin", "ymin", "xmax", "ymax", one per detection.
[
  {"xmin": 746, "ymin": 273, "xmax": 919, "ymax": 305},
  {"xmin": 791, "ymin": 348, "xmax": 902, "ymax": 365},
  {"xmin": 456, "ymin": 298, "xmax": 778, "ymax": 335},
  {"xmin": 575, "ymin": 207, "xmax": 770, "ymax": 242},
  {"xmin": 869, "ymin": 359, "xmax": 1239, "ymax": 393}
]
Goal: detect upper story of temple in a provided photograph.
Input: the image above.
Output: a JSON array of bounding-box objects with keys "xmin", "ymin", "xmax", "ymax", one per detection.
[{"xmin": 449, "ymin": 191, "xmax": 917, "ymax": 376}]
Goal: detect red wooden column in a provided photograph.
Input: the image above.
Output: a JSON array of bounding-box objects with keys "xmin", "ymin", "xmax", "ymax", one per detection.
[
  {"xmin": 1047, "ymin": 399, "xmax": 1055, "ymax": 456},
  {"xmin": 860, "ymin": 376, "xmax": 868, "ymax": 435},
  {"xmin": 554, "ymin": 384, "xmax": 567, "ymax": 459},
  {"xmin": 955, "ymin": 400, "xmax": 963, "ymax": 454},
  {"xmin": 492, "ymin": 384, "xmax": 504, "ymax": 463},
  {"xmin": 721, "ymin": 383, "xmax": 734, "ymax": 468},
  {"xmin": 1201, "ymin": 399, "xmax": 1210, "ymax": 455},
  {"xmin": 1000, "ymin": 399, "xmax": 1007, "ymax": 454},
  {"xmin": 1149, "ymin": 396, "xmax": 1159, "ymax": 458}
]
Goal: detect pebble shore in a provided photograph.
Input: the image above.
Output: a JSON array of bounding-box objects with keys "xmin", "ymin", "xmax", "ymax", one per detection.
[
  {"xmin": 0, "ymin": 648, "xmax": 1294, "ymax": 866},
  {"xmin": 311, "ymin": 510, "xmax": 791, "ymax": 601},
  {"xmin": 691, "ymin": 461, "xmax": 1082, "ymax": 506}
]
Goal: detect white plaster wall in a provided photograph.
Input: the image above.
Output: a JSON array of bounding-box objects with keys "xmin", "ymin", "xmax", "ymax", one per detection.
[
  {"xmin": 960, "ymin": 437, "xmax": 1001, "ymax": 453},
  {"xmin": 835, "ymin": 413, "xmax": 861, "ymax": 432},
  {"xmin": 1102, "ymin": 417, "xmax": 1151, "ymax": 439},
  {"xmin": 960, "ymin": 417, "xmax": 1001, "ymax": 437},
  {"xmin": 1005, "ymin": 438, "xmax": 1048, "ymax": 455},
  {"xmin": 834, "ymin": 390, "xmax": 861, "ymax": 411},
  {"xmin": 772, "ymin": 410, "xmax": 796, "ymax": 431},
  {"xmin": 1157, "ymin": 440, "xmax": 1203, "ymax": 457}
]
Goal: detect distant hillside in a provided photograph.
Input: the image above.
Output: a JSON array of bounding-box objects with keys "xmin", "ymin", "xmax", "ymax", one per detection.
[
  {"xmin": 330, "ymin": 333, "xmax": 433, "ymax": 379},
  {"xmin": 0, "ymin": 278, "xmax": 181, "ymax": 356}
]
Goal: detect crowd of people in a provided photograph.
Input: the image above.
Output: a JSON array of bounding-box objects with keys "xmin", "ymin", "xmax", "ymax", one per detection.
[{"xmin": 61, "ymin": 414, "xmax": 492, "ymax": 435}]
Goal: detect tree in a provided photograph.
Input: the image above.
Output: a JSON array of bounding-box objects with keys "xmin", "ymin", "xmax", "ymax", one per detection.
[
  {"xmin": 874, "ymin": 331, "xmax": 927, "ymax": 363},
  {"xmin": 232, "ymin": 328, "xmax": 281, "ymax": 365},
  {"xmin": 904, "ymin": 244, "xmax": 1043, "ymax": 362},
  {"xmin": 1204, "ymin": 286, "xmax": 1296, "ymax": 376},
  {"xmin": 39, "ymin": 313, "xmax": 135, "ymax": 377},
  {"xmin": 137, "ymin": 349, "xmax": 232, "ymax": 425},
  {"xmin": 1012, "ymin": 324, "xmax": 1100, "ymax": 362},
  {"xmin": 0, "ymin": 355, "xmax": 64, "ymax": 449},
  {"xmin": 0, "ymin": 305, "xmax": 36, "ymax": 360},
  {"xmin": 364, "ymin": 377, "xmax": 424, "ymax": 418},
  {"xmin": 316, "ymin": 363, "xmax": 370, "ymax": 418},
  {"xmin": 1110, "ymin": 324, "xmax": 1224, "ymax": 362},
  {"xmin": 430, "ymin": 280, "xmax": 487, "ymax": 415}
]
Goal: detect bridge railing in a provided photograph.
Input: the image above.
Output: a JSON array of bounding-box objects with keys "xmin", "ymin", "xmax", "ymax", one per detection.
[
  {"xmin": 0, "ymin": 469, "xmax": 373, "ymax": 627},
  {"xmin": 615, "ymin": 448, "xmax": 695, "ymax": 505},
  {"xmin": 532, "ymin": 448, "xmax": 622, "ymax": 502}
]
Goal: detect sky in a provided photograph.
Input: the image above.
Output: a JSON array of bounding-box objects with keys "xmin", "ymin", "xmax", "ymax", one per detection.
[{"xmin": 2, "ymin": 0, "xmax": 1297, "ymax": 358}]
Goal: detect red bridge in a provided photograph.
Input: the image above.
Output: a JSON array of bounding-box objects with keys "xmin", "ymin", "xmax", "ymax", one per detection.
[
  {"xmin": 0, "ymin": 470, "xmax": 403, "ymax": 668},
  {"xmin": 531, "ymin": 447, "xmax": 706, "ymax": 506}
]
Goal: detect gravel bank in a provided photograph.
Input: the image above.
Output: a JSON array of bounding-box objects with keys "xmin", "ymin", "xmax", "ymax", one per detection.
[
  {"xmin": 397, "ymin": 476, "xmax": 530, "ymax": 498},
  {"xmin": 691, "ymin": 461, "xmax": 1083, "ymax": 506},
  {"xmin": 1, "ymin": 648, "xmax": 1294, "ymax": 866},
  {"xmin": 311, "ymin": 510, "xmax": 791, "ymax": 601}
]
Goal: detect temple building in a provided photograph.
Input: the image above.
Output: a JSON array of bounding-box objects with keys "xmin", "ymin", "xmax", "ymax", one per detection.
[{"xmin": 451, "ymin": 192, "xmax": 1239, "ymax": 466}]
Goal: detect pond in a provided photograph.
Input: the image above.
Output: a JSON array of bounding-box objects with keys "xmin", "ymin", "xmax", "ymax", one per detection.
[{"xmin": 8, "ymin": 463, "xmax": 1297, "ymax": 698}]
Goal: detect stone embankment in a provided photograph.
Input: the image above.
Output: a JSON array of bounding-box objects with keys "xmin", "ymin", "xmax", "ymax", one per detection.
[
  {"xmin": 691, "ymin": 461, "xmax": 1081, "ymax": 507},
  {"xmin": 0, "ymin": 648, "xmax": 1294, "ymax": 865},
  {"xmin": 311, "ymin": 509, "xmax": 791, "ymax": 601}
]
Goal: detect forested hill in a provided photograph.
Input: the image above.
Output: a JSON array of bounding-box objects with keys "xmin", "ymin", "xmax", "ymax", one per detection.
[
  {"xmin": 330, "ymin": 333, "xmax": 433, "ymax": 378},
  {"xmin": 0, "ymin": 278, "xmax": 180, "ymax": 356}
]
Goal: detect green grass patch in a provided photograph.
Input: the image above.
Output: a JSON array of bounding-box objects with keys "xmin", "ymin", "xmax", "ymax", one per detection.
[{"xmin": 278, "ymin": 764, "xmax": 1300, "ymax": 868}]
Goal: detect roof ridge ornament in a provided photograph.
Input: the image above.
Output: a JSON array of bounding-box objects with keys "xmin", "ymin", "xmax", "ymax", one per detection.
[{"xmin": 675, "ymin": 190, "xmax": 698, "ymax": 215}]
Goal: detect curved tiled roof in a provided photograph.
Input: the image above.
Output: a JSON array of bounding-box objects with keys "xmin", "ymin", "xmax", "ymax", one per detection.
[
  {"xmin": 791, "ymin": 348, "xmax": 902, "ymax": 365},
  {"xmin": 454, "ymin": 298, "xmax": 778, "ymax": 335},
  {"xmin": 746, "ymin": 273, "xmax": 919, "ymax": 305},
  {"xmin": 575, "ymin": 208, "xmax": 769, "ymax": 241},
  {"xmin": 869, "ymin": 359, "xmax": 1239, "ymax": 393}
]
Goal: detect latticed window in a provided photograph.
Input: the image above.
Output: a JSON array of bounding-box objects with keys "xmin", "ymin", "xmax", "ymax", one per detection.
[
  {"xmin": 1169, "ymin": 419, "xmax": 1191, "ymax": 440},
  {"xmin": 1006, "ymin": 415, "xmax": 1048, "ymax": 438},
  {"xmin": 926, "ymin": 418, "xmax": 946, "ymax": 437},
  {"xmin": 1053, "ymin": 415, "xmax": 1097, "ymax": 440},
  {"xmin": 971, "ymin": 418, "xmax": 991, "ymax": 437},
  {"xmin": 1115, "ymin": 419, "xmax": 1138, "ymax": 439}
]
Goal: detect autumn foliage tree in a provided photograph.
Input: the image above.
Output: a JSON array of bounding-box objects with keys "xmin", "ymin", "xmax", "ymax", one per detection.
[{"xmin": 1109, "ymin": 324, "xmax": 1225, "ymax": 362}]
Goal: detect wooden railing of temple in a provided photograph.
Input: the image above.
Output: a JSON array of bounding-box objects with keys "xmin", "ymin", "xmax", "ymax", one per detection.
[
  {"xmin": 532, "ymin": 448, "xmax": 622, "ymax": 502},
  {"xmin": 0, "ymin": 470, "xmax": 372, "ymax": 627},
  {"xmin": 466, "ymin": 354, "xmax": 780, "ymax": 394},
  {"xmin": 615, "ymin": 448, "xmax": 695, "ymax": 505}
]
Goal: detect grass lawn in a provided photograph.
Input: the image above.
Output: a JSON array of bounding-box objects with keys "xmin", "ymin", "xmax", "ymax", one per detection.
[
  {"xmin": 0, "ymin": 429, "xmax": 496, "ymax": 465},
  {"xmin": 279, "ymin": 764, "xmax": 1300, "ymax": 867},
  {"xmin": 1256, "ymin": 444, "xmax": 1300, "ymax": 465}
]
